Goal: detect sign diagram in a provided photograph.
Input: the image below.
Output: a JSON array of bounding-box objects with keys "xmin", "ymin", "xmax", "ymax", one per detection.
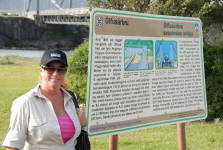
[{"xmin": 124, "ymin": 40, "xmax": 153, "ymax": 71}]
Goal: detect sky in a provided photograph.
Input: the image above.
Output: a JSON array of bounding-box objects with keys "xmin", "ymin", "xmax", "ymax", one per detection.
[{"xmin": 0, "ymin": 0, "xmax": 87, "ymax": 14}]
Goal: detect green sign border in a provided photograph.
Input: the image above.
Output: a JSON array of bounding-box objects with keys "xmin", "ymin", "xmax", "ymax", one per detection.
[{"xmin": 87, "ymin": 9, "xmax": 207, "ymax": 137}]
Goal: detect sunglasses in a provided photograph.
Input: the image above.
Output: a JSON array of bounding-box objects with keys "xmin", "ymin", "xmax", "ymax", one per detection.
[{"xmin": 41, "ymin": 65, "xmax": 67, "ymax": 74}]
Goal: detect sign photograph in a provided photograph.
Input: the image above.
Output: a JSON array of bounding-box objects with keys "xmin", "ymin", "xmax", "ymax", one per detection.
[{"xmin": 86, "ymin": 8, "xmax": 207, "ymax": 138}]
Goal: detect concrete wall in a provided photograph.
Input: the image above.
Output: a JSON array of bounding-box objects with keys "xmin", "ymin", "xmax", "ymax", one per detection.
[
  {"xmin": 0, "ymin": 16, "xmax": 89, "ymax": 50},
  {"xmin": 0, "ymin": 17, "xmax": 42, "ymax": 41}
]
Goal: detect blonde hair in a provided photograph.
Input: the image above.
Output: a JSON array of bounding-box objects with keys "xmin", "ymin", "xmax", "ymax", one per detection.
[{"xmin": 61, "ymin": 77, "xmax": 68, "ymax": 89}]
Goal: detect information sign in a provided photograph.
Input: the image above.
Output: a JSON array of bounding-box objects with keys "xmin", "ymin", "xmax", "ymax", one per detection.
[{"xmin": 86, "ymin": 8, "xmax": 207, "ymax": 137}]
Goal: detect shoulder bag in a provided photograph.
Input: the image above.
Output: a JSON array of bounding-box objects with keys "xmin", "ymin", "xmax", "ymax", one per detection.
[{"xmin": 67, "ymin": 90, "xmax": 91, "ymax": 150}]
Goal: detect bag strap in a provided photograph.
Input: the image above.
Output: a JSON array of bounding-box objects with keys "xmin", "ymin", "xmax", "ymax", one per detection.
[{"xmin": 67, "ymin": 90, "xmax": 79, "ymax": 108}]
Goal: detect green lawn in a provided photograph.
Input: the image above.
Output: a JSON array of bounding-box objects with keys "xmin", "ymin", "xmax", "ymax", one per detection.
[
  {"xmin": 1, "ymin": 56, "xmax": 223, "ymax": 150},
  {"xmin": 0, "ymin": 56, "xmax": 40, "ymax": 148},
  {"xmin": 91, "ymin": 122, "xmax": 223, "ymax": 150}
]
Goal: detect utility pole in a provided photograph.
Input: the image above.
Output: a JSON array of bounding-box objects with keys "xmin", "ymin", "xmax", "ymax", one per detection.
[
  {"xmin": 37, "ymin": 0, "xmax": 39, "ymax": 16},
  {"xmin": 35, "ymin": 0, "xmax": 41, "ymax": 25},
  {"xmin": 24, "ymin": 0, "xmax": 26, "ymax": 14},
  {"xmin": 70, "ymin": 0, "xmax": 72, "ymax": 8}
]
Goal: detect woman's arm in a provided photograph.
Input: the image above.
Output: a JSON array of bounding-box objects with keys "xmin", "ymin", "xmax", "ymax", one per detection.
[
  {"xmin": 76, "ymin": 108, "xmax": 87, "ymax": 127},
  {"xmin": 2, "ymin": 98, "xmax": 28, "ymax": 149}
]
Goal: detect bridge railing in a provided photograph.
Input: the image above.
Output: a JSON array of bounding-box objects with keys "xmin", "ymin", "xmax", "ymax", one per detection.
[{"xmin": 27, "ymin": 8, "xmax": 89, "ymax": 25}]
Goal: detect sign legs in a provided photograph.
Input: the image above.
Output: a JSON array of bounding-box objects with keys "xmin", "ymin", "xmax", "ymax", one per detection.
[
  {"xmin": 177, "ymin": 123, "xmax": 186, "ymax": 150},
  {"xmin": 109, "ymin": 134, "xmax": 118, "ymax": 150},
  {"xmin": 108, "ymin": 124, "xmax": 186, "ymax": 150}
]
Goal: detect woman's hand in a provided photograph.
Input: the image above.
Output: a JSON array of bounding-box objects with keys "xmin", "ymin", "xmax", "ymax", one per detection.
[{"xmin": 76, "ymin": 108, "xmax": 87, "ymax": 128}]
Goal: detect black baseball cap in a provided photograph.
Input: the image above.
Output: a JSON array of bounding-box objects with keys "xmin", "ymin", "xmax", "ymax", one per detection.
[{"xmin": 40, "ymin": 50, "xmax": 68, "ymax": 67}]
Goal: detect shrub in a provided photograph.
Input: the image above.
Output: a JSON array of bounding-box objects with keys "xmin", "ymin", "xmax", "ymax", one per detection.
[
  {"xmin": 0, "ymin": 56, "xmax": 15, "ymax": 65},
  {"xmin": 67, "ymin": 40, "xmax": 89, "ymax": 104},
  {"xmin": 204, "ymin": 45, "xmax": 223, "ymax": 120}
]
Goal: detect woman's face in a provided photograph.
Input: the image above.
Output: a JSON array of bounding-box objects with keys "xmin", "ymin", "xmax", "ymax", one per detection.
[{"xmin": 40, "ymin": 61, "xmax": 67, "ymax": 89}]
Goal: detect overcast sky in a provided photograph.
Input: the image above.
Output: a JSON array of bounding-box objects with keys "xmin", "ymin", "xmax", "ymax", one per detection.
[{"xmin": 0, "ymin": 0, "xmax": 87, "ymax": 14}]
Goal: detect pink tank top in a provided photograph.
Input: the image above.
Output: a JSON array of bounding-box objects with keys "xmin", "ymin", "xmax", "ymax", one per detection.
[{"xmin": 57, "ymin": 114, "xmax": 76, "ymax": 143}]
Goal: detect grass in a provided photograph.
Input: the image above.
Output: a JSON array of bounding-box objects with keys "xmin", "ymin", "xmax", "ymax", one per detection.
[
  {"xmin": 0, "ymin": 56, "xmax": 39, "ymax": 148},
  {"xmin": 1, "ymin": 56, "xmax": 223, "ymax": 150},
  {"xmin": 0, "ymin": 56, "xmax": 15, "ymax": 65},
  {"xmin": 90, "ymin": 122, "xmax": 223, "ymax": 150}
]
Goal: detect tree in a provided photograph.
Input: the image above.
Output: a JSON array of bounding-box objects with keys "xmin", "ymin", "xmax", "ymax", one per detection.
[
  {"xmin": 67, "ymin": 40, "xmax": 89, "ymax": 104},
  {"xmin": 147, "ymin": 0, "xmax": 205, "ymax": 16},
  {"xmin": 88, "ymin": 0, "xmax": 223, "ymax": 31},
  {"xmin": 148, "ymin": 0, "xmax": 223, "ymax": 31},
  {"xmin": 88, "ymin": 0, "xmax": 153, "ymax": 12},
  {"xmin": 204, "ymin": 45, "xmax": 223, "ymax": 120}
]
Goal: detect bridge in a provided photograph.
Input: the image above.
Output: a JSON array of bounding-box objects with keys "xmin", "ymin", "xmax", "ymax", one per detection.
[
  {"xmin": 0, "ymin": 0, "xmax": 89, "ymax": 25},
  {"xmin": 27, "ymin": 8, "xmax": 89, "ymax": 25}
]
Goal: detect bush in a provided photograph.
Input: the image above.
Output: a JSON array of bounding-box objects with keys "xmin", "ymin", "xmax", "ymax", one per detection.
[
  {"xmin": 204, "ymin": 45, "xmax": 223, "ymax": 120},
  {"xmin": 67, "ymin": 40, "xmax": 89, "ymax": 104},
  {"xmin": 0, "ymin": 56, "xmax": 15, "ymax": 65}
]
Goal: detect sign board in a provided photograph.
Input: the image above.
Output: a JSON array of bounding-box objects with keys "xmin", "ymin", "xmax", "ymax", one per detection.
[{"xmin": 86, "ymin": 8, "xmax": 207, "ymax": 138}]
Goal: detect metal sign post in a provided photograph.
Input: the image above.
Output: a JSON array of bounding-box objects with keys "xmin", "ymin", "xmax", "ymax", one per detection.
[
  {"xmin": 109, "ymin": 135, "xmax": 118, "ymax": 150},
  {"xmin": 177, "ymin": 123, "xmax": 186, "ymax": 150}
]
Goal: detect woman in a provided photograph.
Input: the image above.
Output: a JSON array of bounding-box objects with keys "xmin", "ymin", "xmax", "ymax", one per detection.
[{"xmin": 2, "ymin": 50, "xmax": 87, "ymax": 150}]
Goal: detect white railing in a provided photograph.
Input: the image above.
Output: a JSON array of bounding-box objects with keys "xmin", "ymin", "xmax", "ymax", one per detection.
[{"xmin": 26, "ymin": 8, "xmax": 89, "ymax": 19}]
